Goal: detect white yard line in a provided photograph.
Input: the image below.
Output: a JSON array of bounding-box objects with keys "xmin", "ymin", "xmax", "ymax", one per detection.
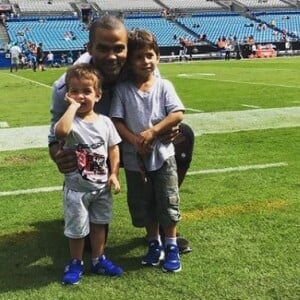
[
  {"xmin": 6, "ymin": 72, "xmax": 52, "ymax": 89},
  {"xmin": 0, "ymin": 162, "xmax": 287, "ymax": 197},
  {"xmin": 187, "ymin": 162, "xmax": 288, "ymax": 175},
  {"xmin": 0, "ymin": 186, "xmax": 62, "ymax": 196}
]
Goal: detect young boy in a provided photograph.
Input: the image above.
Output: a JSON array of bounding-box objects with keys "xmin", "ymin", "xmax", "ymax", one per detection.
[
  {"xmin": 110, "ymin": 29, "xmax": 184, "ymax": 272},
  {"xmin": 55, "ymin": 63, "xmax": 123, "ymax": 285}
]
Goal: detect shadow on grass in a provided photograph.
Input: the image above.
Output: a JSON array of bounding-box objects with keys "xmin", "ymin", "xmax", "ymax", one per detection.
[{"xmin": 0, "ymin": 220, "xmax": 146, "ymax": 293}]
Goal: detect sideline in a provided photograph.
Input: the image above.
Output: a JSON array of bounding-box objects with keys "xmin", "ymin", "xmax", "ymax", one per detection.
[{"xmin": 0, "ymin": 162, "xmax": 287, "ymax": 197}]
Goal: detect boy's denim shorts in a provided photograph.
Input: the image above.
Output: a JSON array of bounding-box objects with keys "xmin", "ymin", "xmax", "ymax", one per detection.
[{"xmin": 125, "ymin": 156, "xmax": 181, "ymax": 228}]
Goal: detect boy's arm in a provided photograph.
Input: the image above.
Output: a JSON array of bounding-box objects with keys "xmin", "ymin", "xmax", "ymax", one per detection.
[
  {"xmin": 108, "ymin": 144, "xmax": 121, "ymax": 194},
  {"xmin": 140, "ymin": 111, "xmax": 184, "ymax": 143},
  {"xmin": 55, "ymin": 101, "xmax": 80, "ymax": 138},
  {"xmin": 112, "ymin": 118, "xmax": 145, "ymax": 151}
]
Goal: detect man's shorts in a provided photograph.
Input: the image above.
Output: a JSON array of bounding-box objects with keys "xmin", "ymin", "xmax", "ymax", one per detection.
[
  {"xmin": 125, "ymin": 156, "xmax": 181, "ymax": 228},
  {"xmin": 174, "ymin": 123, "xmax": 195, "ymax": 169},
  {"xmin": 11, "ymin": 56, "xmax": 19, "ymax": 65},
  {"xmin": 63, "ymin": 186, "xmax": 112, "ymax": 239}
]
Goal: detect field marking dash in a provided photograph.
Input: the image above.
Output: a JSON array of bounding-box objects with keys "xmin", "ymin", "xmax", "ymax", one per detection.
[
  {"xmin": 0, "ymin": 162, "xmax": 287, "ymax": 197},
  {"xmin": 187, "ymin": 162, "xmax": 287, "ymax": 176},
  {"xmin": 241, "ymin": 104, "xmax": 261, "ymax": 109},
  {"xmin": 185, "ymin": 107, "xmax": 204, "ymax": 112}
]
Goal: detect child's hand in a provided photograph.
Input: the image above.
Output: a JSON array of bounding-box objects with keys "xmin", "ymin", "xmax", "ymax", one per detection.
[
  {"xmin": 134, "ymin": 134, "xmax": 152, "ymax": 155},
  {"xmin": 140, "ymin": 128, "xmax": 155, "ymax": 143},
  {"xmin": 108, "ymin": 174, "xmax": 121, "ymax": 194},
  {"xmin": 64, "ymin": 93, "xmax": 80, "ymax": 108}
]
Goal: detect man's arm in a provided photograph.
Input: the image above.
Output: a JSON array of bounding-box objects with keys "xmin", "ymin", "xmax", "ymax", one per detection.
[{"xmin": 48, "ymin": 76, "xmax": 77, "ymax": 173}]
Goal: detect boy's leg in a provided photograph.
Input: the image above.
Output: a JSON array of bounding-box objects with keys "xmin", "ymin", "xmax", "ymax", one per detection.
[
  {"xmin": 89, "ymin": 189, "xmax": 123, "ymax": 277},
  {"xmin": 69, "ymin": 238, "xmax": 85, "ymax": 260},
  {"xmin": 89, "ymin": 223, "xmax": 106, "ymax": 259},
  {"xmin": 89, "ymin": 223, "xmax": 123, "ymax": 277}
]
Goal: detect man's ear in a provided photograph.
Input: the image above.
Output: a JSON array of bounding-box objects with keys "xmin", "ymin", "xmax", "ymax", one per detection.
[
  {"xmin": 87, "ymin": 42, "xmax": 92, "ymax": 54},
  {"xmin": 95, "ymin": 90, "xmax": 102, "ymax": 102}
]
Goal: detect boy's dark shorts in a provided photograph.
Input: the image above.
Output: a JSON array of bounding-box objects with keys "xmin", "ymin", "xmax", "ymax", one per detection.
[{"xmin": 125, "ymin": 156, "xmax": 181, "ymax": 228}]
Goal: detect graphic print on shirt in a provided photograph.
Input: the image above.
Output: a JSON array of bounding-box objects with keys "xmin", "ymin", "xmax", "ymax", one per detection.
[{"xmin": 75, "ymin": 138, "xmax": 106, "ymax": 183}]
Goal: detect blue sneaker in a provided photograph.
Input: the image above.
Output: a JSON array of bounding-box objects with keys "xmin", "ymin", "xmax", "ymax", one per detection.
[
  {"xmin": 141, "ymin": 240, "xmax": 164, "ymax": 266},
  {"xmin": 62, "ymin": 259, "xmax": 84, "ymax": 285},
  {"xmin": 91, "ymin": 255, "xmax": 123, "ymax": 277},
  {"xmin": 162, "ymin": 244, "xmax": 181, "ymax": 272}
]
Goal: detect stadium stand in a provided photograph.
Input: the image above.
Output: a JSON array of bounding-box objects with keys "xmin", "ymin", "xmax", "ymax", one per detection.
[
  {"xmin": 160, "ymin": 0, "xmax": 225, "ymax": 11},
  {"xmin": 92, "ymin": 0, "xmax": 161, "ymax": 12},
  {"xmin": 9, "ymin": 0, "xmax": 75, "ymax": 14},
  {"xmin": 234, "ymin": 0, "xmax": 291, "ymax": 10},
  {"xmin": 0, "ymin": 0, "xmax": 300, "ymax": 67}
]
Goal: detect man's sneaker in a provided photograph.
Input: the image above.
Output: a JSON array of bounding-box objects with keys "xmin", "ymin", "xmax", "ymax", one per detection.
[
  {"xmin": 62, "ymin": 259, "xmax": 84, "ymax": 285},
  {"xmin": 91, "ymin": 255, "xmax": 123, "ymax": 277},
  {"xmin": 141, "ymin": 240, "xmax": 164, "ymax": 266},
  {"xmin": 177, "ymin": 237, "xmax": 193, "ymax": 254},
  {"xmin": 162, "ymin": 244, "xmax": 182, "ymax": 272}
]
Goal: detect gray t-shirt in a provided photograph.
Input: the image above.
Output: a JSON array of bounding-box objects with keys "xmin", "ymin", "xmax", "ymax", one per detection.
[
  {"xmin": 110, "ymin": 77, "xmax": 184, "ymax": 172},
  {"xmin": 58, "ymin": 114, "xmax": 121, "ymax": 192}
]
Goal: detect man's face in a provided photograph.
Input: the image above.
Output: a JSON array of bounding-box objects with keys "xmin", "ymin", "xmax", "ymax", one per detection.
[{"xmin": 87, "ymin": 27, "xmax": 127, "ymax": 84}]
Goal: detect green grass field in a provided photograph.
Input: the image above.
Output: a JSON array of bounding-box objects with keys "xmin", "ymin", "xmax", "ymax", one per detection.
[{"xmin": 0, "ymin": 57, "xmax": 299, "ymax": 299}]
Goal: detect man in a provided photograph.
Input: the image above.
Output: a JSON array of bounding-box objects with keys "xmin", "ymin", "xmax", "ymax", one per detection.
[
  {"xmin": 49, "ymin": 15, "xmax": 194, "ymax": 253},
  {"xmin": 9, "ymin": 42, "xmax": 22, "ymax": 72}
]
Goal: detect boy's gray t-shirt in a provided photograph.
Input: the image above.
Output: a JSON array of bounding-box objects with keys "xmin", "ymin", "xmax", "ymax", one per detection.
[
  {"xmin": 110, "ymin": 77, "xmax": 184, "ymax": 172},
  {"xmin": 60, "ymin": 114, "xmax": 121, "ymax": 192}
]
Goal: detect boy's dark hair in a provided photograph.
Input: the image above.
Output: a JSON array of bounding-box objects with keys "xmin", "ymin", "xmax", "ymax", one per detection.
[
  {"xmin": 127, "ymin": 29, "xmax": 160, "ymax": 57},
  {"xmin": 65, "ymin": 63, "xmax": 102, "ymax": 91},
  {"xmin": 88, "ymin": 15, "xmax": 126, "ymax": 43}
]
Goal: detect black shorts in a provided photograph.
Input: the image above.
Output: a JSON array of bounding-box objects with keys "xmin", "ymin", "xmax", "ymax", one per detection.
[{"xmin": 174, "ymin": 123, "xmax": 194, "ymax": 169}]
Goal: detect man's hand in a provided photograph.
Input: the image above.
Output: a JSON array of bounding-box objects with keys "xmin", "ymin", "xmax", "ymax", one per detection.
[{"xmin": 49, "ymin": 141, "xmax": 77, "ymax": 174}]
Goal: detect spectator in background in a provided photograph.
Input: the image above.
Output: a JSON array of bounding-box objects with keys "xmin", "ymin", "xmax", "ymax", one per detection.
[
  {"xmin": 47, "ymin": 51, "xmax": 54, "ymax": 68},
  {"xmin": 36, "ymin": 42, "xmax": 45, "ymax": 71},
  {"xmin": 9, "ymin": 42, "xmax": 22, "ymax": 72}
]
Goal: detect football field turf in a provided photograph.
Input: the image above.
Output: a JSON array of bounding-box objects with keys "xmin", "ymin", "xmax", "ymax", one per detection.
[{"xmin": 0, "ymin": 57, "xmax": 299, "ymax": 299}]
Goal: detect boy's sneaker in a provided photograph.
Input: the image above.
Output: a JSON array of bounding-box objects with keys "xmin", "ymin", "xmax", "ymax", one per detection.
[
  {"xmin": 162, "ymin": 244, "xmax": 182, "ymax": 272},
  {"xmin": 141, "ymin": 240, "xmax": 164, "ymax": 266},
  {"xmin": 91, "ymin": 255, "xmax": 123, "ymax": 277},
  {"xmin": 62, "ymin": 259, "xmax": 84, "ymax": 285}
]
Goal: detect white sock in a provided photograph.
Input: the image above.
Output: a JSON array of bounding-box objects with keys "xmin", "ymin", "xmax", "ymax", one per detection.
[
  {"xmin": 164, "ymin": 237, "xmax": 177, "ymax": 246},
  {"xmin": 91, "ymin": 255, "xmax": 104, "ymax": 266}
]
